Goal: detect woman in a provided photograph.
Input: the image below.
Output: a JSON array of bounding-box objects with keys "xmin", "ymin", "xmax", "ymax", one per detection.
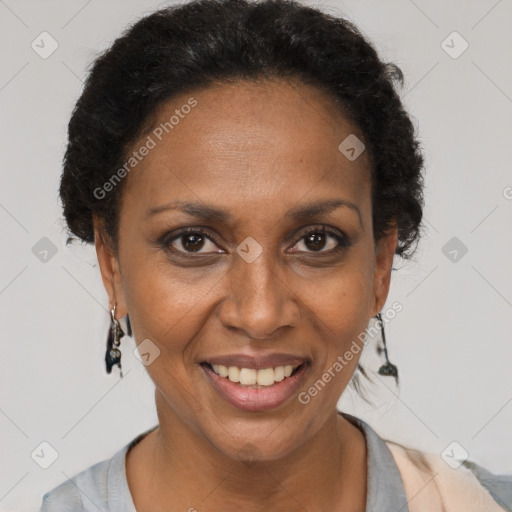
[{"xmin": 40, "ymin": 0, "xmax": 511, "ymax": 510}]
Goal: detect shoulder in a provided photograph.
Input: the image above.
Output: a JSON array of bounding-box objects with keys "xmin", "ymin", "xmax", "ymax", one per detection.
[
  {"xmin": 38, "ymin": 426, "xmax": 157, "ymax": 512},
  {"xmin": 462, "ymin": 459, "xmax": 512, "ymax": 511},
  {"xmin": 39, "ymin": 456, "xmax": 114, "ymax": 512},
  {"xmin": 385, "ymin": 440, "xmax": 512, "ymax": 512}
]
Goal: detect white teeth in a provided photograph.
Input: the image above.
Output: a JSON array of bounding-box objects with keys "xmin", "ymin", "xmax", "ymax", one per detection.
[
  {"xmin": 273, "ymin": 366, "xmax": 285, "ymax": 382},
  {"xmin": 211, "ymin": 364, "xmax": 228, "ymax": 377},
  {"xmin": 228, "ymin": 366, "xmax": 240, "ymax": 382},
  {"xmin": 256, "ymin": 368, "xmax": 275, "ymax": 386},
  {"xmin": 208, "ymin": 363, "xmax": 302, "ymax": 386},
  {"xmin": 239, "ymin": 368, "xmax": 257, "ymax": 385}
]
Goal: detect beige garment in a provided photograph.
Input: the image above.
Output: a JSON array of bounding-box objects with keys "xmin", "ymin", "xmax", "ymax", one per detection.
[{"xmin": 386, "ymin": 441, "xmax": 506, "ymax": 511}]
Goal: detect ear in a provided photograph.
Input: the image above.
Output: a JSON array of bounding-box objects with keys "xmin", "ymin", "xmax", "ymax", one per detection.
[
  {"xmin": 93, "ymin": 215, "xmax": 128, "ymax": 318},
  {"xmin": 370, "ymin": 225, "xmax": 398, "ymax": 318}
]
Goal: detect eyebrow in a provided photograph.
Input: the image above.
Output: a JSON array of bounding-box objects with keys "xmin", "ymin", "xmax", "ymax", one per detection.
[{"xmin": 145, "ymin": 198, "xmax": 363, "ymax": 228}]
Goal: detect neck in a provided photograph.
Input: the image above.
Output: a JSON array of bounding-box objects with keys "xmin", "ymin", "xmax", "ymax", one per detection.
[{"xmin": 127, "ymin": 393, "xmax": 367, "ymax": 512}]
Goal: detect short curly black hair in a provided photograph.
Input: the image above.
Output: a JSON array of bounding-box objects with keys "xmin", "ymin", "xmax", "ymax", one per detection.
[{"xmin": 60, "ymin": 0, "xmax": 424, "ymax": 259}]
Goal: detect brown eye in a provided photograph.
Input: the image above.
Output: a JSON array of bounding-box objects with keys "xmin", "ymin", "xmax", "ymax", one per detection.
[
  {"xmin": 293, "ymin": 228, "xmax": 348, "ymax": 254},
  {"xmin": 158, "ymin": 228, "xmax": 224, "ymax": 256},
  {"xmin": 165, "ymin": 229, "xmax": 223, "ymax": 254},
  {"xmin": 180, "ymin": 232, "xmax": 206, "ymax": 252},
  {"xmin": 303, "ymin": 232, "xmax": 329, "ymax": 251}
]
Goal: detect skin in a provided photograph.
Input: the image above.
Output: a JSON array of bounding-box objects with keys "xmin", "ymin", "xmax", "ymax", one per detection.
[{"xmin": 94, "ymin": 78, "xmax": 398, "ymax": 511}]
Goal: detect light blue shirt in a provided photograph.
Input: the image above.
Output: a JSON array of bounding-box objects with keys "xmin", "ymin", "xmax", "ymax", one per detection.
[{"xmin": 39, "ymin": 412, "xmax": 512, "ymax": 511}]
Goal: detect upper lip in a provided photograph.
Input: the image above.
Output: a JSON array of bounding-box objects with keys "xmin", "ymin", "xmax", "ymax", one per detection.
[{"xmin": 202, "ymin": 353, "xmax": 308, "ymax": 370}]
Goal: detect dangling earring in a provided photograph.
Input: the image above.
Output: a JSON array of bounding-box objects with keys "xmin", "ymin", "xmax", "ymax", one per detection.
[
  {"xmin": 376, "ymin": 313, "xmax": 399, "ymax": 384},
  {"xmin": 105, "ymin": 304, "xmax": 126, "ymax": 378},
  {"xmin": 125, "ymin": 314, "xmax": 132, "ymax": 337}
]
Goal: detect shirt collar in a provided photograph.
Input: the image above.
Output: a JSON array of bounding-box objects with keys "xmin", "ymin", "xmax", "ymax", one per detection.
[
  {"xmin": 340, "ymin": 412, "xmax": 409, "ymax": 512},
  {"xmin": 109, "ymin": 413, "xmax": 409, "ymax": 512}
]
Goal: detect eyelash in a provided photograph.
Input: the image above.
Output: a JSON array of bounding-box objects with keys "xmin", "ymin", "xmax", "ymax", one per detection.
[{"xmin": 159, "ymin": 226, "xmax": 352, "ymax": 256}]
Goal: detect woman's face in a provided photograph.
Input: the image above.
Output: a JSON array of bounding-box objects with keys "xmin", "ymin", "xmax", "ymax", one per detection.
[{"xmin": 95, "ymin": 78, "xmax": 396, "ymax": 461}]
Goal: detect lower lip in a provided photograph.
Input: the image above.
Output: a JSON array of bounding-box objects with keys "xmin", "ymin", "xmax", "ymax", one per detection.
[{"xmin": 201, "ymin": 363, "xmax": 308, "ymax": 412}]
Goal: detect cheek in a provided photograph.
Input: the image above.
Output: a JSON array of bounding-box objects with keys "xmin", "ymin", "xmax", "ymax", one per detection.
[
  {"xmin": 307, "ymin": 251, "xmax": 375, "ymax": 337},
  {"xmin": 119, "ymin": 257, "xmax": 192, "ymax": 355},
  {"xmin": 120, "ymin": 242, "xmax": 220, "ymax": 328},
  {"xmin": 301, "ymin": 251, "xmax": 374, "ymax": 391},
  {"xmin": 120, "ymin": 262, "xmax": 207, "ymax": 408}
]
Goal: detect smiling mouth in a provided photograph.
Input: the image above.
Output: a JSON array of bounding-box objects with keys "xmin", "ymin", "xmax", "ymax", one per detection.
[{"xmin": 200, "ymin": 362, "xmax": 305, "ymax": 388}]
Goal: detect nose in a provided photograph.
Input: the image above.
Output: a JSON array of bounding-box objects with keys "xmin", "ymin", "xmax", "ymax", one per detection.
[{"xmin": 218, "ymin": 248, "xmax": 301, "ymax": 340}]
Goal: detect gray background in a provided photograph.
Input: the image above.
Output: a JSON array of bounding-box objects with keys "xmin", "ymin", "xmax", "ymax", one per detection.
[{"xmin": 1, "ymin": 0, "xmax": 511, "ymax": 510}]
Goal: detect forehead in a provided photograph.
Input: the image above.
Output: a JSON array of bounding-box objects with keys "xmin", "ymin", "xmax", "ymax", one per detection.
[{"xmin": 122, "ymin": 79, "xmax": 371, "ymax": 221}]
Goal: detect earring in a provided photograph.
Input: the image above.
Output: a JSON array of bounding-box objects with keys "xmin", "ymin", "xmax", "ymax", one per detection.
[
  {"xmin": 105, "ymin": 304, "xmax": 126, "ymax": 378},
  {"xmin": 125, "ymin": 314, "xmax": 132, "ymax": 337},
  {"xmin": 376, "ymin": 313, "xmax": 399, "ymax": 384}
]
